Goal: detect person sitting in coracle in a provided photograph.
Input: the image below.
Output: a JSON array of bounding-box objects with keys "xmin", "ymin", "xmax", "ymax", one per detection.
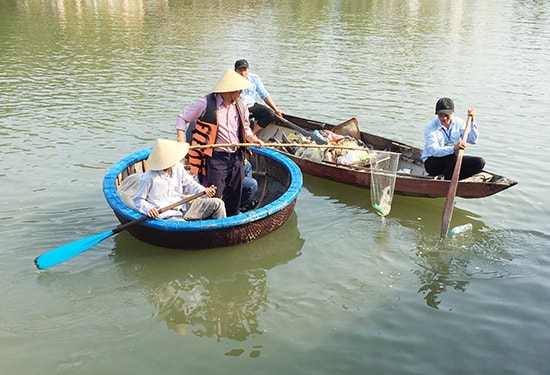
[
  {"xmin": 240, "ymin": 158, "xmax": 258, "ymax": 212},
  {"xmin": 133, "ymin": 139, "xmax": 226, "ymax": 220},
  {"xmin": 421, "ymin": 97, "xmax": 485, "ymax": 180}
]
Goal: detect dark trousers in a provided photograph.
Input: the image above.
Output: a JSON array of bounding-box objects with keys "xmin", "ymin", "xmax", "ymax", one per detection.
[
  {"xmin": 240, "ymin": 160, "xmax": 258, "ymax": 209},
  {"xmin": 207, "ymin": 151, "xmax": 244, "ymax": 216},
  {"xmin": 249, "ymin": 103, "xmax": 275, "ymax": 128},
  {"xmin": 424, "ymin": 153, "xmax": 485, "ymax": 180}
]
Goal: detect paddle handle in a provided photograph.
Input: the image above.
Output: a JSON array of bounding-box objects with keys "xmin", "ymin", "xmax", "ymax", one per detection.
[
  {"xmin": 274, "ymin": 114, "xmax": 327, "ymax": 145},
  {"xmin": 440, "ymin": 114, "xmax": 473, "ymax": 238},
  {"xmin": 112, "ymin": 191, "xmax": 206, "ymax": 234},
  {"xmin": 190, "ymin": 142, "xmax": 371, "ymax": 152},
  {"xmin": 34, "ymin": 191, "xmax": 207, "ymax": 270}
]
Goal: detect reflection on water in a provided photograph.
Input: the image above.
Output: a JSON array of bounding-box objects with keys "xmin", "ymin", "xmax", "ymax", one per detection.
[
  {"xmin": 413, "ymin": 245, "xmax": 471, "ymax": 310},
  {"xmin": 302, "ymin": 173, "xmax": 496, "ymax": 309},
  {"xmin": 412, "ymin": 226, "xmax": 540, "ymax": 309},
  {"xmin": 146, "ymin": 271, "xmax": 266, "ymax": 343},
  {"xmin": 111, "ymin": 214, "xmax": 303, "ymax": 354},
  {"xmin": 316, "ymin": 170, "xmax": 527, "ymax": 311}
]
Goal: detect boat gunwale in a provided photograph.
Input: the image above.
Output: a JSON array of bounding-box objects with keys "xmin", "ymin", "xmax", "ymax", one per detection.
[
  {"xmin": 264, "ymin": 114, "xmax": 518, "ymax": 198},
  {"xmin": 103, "ymin": 147, "xmax": 302, "ymax": 232}
]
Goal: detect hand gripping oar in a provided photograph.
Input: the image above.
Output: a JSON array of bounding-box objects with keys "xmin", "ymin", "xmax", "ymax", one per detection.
[
  {"xmin": 34, "ymin": 191, "xmax": 206, "ymax": 270},
  {"xmin": 440, "ymin": 114, "xmax": 473, "ymax": 238},
  {"xmin": 274, "ymin": 114, "xmax": 327, "ymax": 145}
]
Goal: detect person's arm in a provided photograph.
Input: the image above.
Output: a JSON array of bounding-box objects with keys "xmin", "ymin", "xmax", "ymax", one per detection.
[
  {"xmin": 465, "ymin": 108, "xmax": 479, "ymax": 144},
  {"xmin": 240, "ymin": 103, "xmax": 265, "ymax": 147},
  {"xmin": 203, "ymin": 185, "xmax": 217, "ymax": 197},
  {"xmin": 263, "ymin": 96, "xmax": 284, "ymax": 116},
  {"xmin": 253, "ymin": 73, "xmax": 284, "ymax": 115},
  {"xmin": 176, "ymin": 129, "xmax": 186, "ymax": 142},
  {"xmin": 180, "ymin": 172, "xmax": 216, "ymax": 198},
  {"xmin": 133, "ymin": 174, "xmax": 158, "ymax": 216},
  {"xmin": 177, "ymin": 164, "xmax": 206, "ymax": 196},
  {"xmin": 175, "ymin": 97, "xmax": 207, "ymax": 142},
  {"xmin": 245, "ymin": 132, "xmax": 265, "ymax": 147},
  {"xmin": 175, "ymin": 113, "xmax": 188, "ymax": 143}
]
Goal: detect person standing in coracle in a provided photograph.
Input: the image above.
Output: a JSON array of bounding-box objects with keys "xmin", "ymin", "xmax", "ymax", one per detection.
[{"xmin": 175, "ymin": 70, "xmax": 265, "ymax": 216}]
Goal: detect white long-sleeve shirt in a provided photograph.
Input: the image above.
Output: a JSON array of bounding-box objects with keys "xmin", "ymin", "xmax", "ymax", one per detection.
[{"xmin": 133, "ymin": 162, "xmax": 205, "ymax": 218}]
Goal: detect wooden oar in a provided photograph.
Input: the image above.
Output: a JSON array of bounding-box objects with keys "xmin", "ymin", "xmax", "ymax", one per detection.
[
  {"xmin": 190, "ymin": 142, "xmax": 371, "ymax": 153},
  {"xmin": 34, "ymin": 192, "xmax": 206, "ymax": 270},
  {"xmin": 274, "ymin": 114, "xmax": 327, "ymax": 145},
  {"xmin": 440, "ymin": 114, "xmax": 473, "ymax": 238}
]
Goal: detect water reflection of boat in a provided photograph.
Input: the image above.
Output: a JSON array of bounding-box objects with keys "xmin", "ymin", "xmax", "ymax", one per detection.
[
  {"xmin": 111, "ymin": 213, "xmax": 304, "ymax": 344},
  {"xmin": 103, "ymin": 146, "xmax": 302, "ymax": 249},
  {"xmin": 259, "ymin": 114, "xmax": 517, "ymax": 198}
]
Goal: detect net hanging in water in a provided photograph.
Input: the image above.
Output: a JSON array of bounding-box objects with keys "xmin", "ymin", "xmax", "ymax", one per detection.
[{"xmin": 370, "ymin": 151, "xmax": 400, "ymax": 217}]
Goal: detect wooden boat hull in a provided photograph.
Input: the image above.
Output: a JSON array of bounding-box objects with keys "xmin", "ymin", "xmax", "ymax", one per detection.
[
  {"xmin": 103, "ymin": 147, "xmax": 302, "ymax": 249},
  {"xmin": 259, "ymin": 114, "xmax": 517, "ymax": 198}
]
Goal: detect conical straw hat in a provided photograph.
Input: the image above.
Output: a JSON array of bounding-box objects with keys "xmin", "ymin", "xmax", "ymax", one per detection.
[
  {"xmin": 212, "ymin": 69, "xmax": 253, "ymax": 93},
  {"xmin": 147, "ymin": 139, "xmax": 190, "ymax": 171}
]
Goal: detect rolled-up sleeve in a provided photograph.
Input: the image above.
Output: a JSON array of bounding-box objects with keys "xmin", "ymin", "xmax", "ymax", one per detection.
[
  {"xmin": 175, "ymin": 97, "xmax": 207, "ymax": 132},
  {"xmin": 251, "ymin": 73, "xmax": 270, "ymax": 100},
  {"xmin": 466, "ymin": 121, "xmax": 479, "ymax": 144}
]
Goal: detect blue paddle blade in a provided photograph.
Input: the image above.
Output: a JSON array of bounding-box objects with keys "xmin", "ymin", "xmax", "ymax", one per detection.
[{"xmin": 34, "ymin": 230, "xmax": 114, "ymax": 270}]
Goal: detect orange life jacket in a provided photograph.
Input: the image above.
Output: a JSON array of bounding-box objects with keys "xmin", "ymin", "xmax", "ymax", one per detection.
[{"xmin": 188, "ymin": 93, "xmax": 248, "ymax": 176}]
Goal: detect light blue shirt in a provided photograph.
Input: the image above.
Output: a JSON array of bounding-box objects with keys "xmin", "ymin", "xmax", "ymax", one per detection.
[
  {"xmin": 240, "ymin": 72, "xmax": 270, "ymax": 108},
  {"xmin": 421, "ymin": 116, "xmax": 479, "ymax": 161}
]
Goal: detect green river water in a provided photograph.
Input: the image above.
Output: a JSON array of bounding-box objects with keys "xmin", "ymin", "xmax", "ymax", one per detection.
[{"xmin": 1, "ymin": 1, "xmax": 549, "ymax": 374}]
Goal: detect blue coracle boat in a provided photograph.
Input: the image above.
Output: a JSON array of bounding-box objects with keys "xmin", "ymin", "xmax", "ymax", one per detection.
[{"xmin": 103, "ymin": 147, "xmax": 302, "ymax": 249}]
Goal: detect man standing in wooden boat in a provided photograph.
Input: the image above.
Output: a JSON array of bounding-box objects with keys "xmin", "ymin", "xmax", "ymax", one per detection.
[
  {"xmin": 234, "ymin": 59, "xmax": 285, "ymax": 133},
  {"xmin": 421, "ymin": 97, "xmax": 485, "ymax": 180},
  {"xmin": 175, "ymin": 69, "xmax": 265, "ymax": 216},
  {"xmin": 133, "ymin": 139, "xmax": 226, "ymax": 220}
]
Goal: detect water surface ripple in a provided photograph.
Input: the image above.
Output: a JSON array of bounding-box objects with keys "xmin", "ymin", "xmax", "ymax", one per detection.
[{"xmin": 1, "ymin": 1, "xmax": 549, "ymax": 374}]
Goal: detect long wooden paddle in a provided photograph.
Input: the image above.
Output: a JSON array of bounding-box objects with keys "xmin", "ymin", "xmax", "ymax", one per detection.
[
  {"xmin": 274, "ymin": 114, "xmax": 327, "ymax": 145},
  {"xmin": 190, "ymin": 142, "xmax": 371, "ymax": 152},
  {"xmin": 34, "ymin": 191, "xmax": 206, "ymax": 270},
  {"xmin": 440, "ymin": 114, "xmax": 473, "ymax": 238}
]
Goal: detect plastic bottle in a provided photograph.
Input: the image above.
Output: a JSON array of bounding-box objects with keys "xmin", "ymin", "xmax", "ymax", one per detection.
[{"xmin": 449, "ymin": 223, "xmax": 473, "ymax": 235}]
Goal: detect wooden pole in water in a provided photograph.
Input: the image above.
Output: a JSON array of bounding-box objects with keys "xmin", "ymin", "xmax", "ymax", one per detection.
[{"xmin": 440, "ymin": 114, "xmax": 473, "ymax": 238}]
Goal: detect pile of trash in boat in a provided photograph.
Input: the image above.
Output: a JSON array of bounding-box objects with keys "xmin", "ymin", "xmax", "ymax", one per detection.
[{"xmin": 279, "ymin": 129, "xmax": 373, "ymax": 166}]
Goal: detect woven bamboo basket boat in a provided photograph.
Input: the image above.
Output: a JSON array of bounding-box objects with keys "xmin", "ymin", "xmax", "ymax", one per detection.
[{"xmin": 103, "ymin": 147, "xmax": 302, "ymax": 249}]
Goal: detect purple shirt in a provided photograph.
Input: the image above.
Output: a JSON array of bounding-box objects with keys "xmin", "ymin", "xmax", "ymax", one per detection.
[{"xmin": 176, "ymin": 94, "xmax": 253, "ymax": 153}]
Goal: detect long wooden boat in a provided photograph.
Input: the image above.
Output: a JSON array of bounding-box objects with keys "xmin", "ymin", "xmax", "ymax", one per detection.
[
  {"xmin": 257, "ymin": 114, "xmax": 517, "ymax": 198},
  {"xmin": 103, "ymin": 147, "xmax": 302, "ymax": 249}
]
